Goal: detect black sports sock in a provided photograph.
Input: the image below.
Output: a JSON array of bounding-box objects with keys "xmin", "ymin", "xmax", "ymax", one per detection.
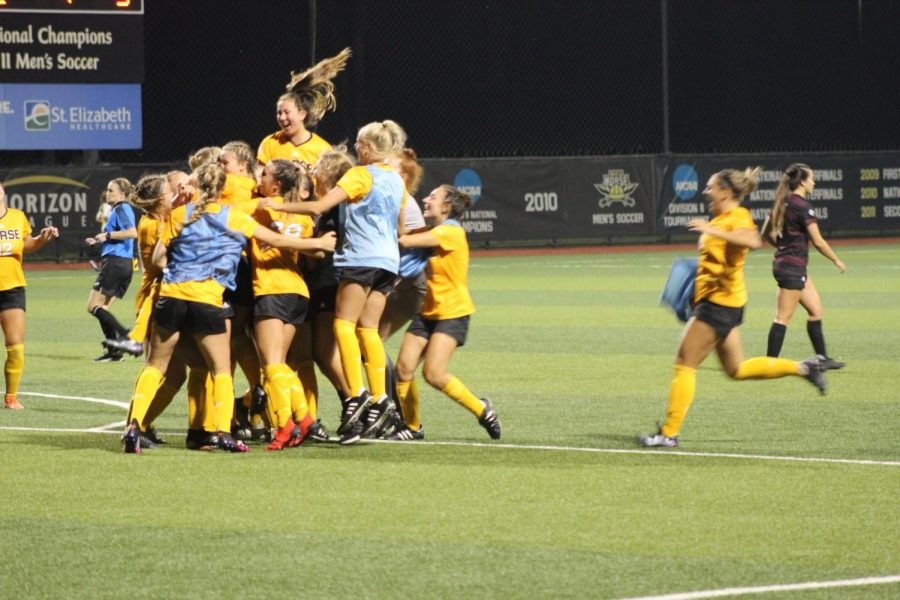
[
  {"xmin": 807, "ymin": 319, "xmax": 826, "ymax": 356},
  {"xmin": 91, "ymin": 306, "xmax": 128, "ymax": 340},
  {"xmin": 767, "ymin": 322, "xmax": 787, "ymax": 357}
]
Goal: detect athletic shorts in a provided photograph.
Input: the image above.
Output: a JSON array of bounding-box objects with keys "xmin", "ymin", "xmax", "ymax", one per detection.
[
  {"xmin": 254, "ymin": 293, "xmax": 309, "ymax": 325},
  {"xmin": 0, "ymin": 287, "xmax": 26, "ymax": 312},
  {"xmin": 773, "ymin": 265, "xmax": 807, "ymax": 291},
  {"xmin": 308, "ymin": 285, "xmax": 338, "ymax": 315},
  {"xmin": 223, "ymin": 256, "xmax": 254, "ymax": 307},
  {"xmin": 153, "ymin": 296, "xmax": 230, "ymax": 336},
  {"xmin": 92, "ymin": 256, "xmax": 133, "ymax": 299},
  {"xmin": 692, "ymin": 300, "xmax": 744, "ymax": 340},
  {"xmin": 337, "ymin": 266, "xmax": 396, "ymax": 295},
  {"xmin": 406, "ymin": 314, "xmax": 470, "ymax": 348}
]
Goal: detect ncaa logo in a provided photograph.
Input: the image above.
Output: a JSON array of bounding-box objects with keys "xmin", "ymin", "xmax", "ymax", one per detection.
[
  {"xmin": 24, "ymin": 101, "xmax": 51, "ymax": 131},
  {"xmin": 454, "ymin": 168, "xmax": 482, "ymax": 204},
  {"xmin": 672, "ymin": 164, "xmax": 698, "ymax": 200}
]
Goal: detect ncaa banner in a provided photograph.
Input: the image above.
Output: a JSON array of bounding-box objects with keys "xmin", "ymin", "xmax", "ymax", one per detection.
[
  {"xmin": 419, "ymin": 156, "xmax": 657, "ymax": 245},
  {"xmin": 0, "ymin": 83, "xmax": 142, "ymax": 150},
  {"xmin": 658, "ymin": 154, "xmax": 900, "ymax": 234}
]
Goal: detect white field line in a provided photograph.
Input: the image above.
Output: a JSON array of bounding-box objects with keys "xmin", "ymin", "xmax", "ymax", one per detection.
[
  {"xmin": 617, "ymin": 574, "xmax": 900, "ymax": 600},
  {"xmin": 4, "ymin": 393, "xmax": 899, "ymax": 467}
]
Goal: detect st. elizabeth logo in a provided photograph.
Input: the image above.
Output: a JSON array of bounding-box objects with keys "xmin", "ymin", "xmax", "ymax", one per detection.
[{"xmin": 24, "ymin": 101, "xmax": 51, "ymax": 131}]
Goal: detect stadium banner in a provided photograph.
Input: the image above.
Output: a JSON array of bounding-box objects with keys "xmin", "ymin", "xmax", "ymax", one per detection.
[
  {"xmin": 658, "ymin": 154, "xmax": 900, "ymax": 234},
  {"xmin": 0, "ymin": 83, "xmax": 142, "ymax": 150},
  {"xmin": 1, "ymin": 166, "xmax": 121, "ymax": 261},
  {"xmin": 419, "ymin": 157, "xmax": 657, "ymax": 244}
]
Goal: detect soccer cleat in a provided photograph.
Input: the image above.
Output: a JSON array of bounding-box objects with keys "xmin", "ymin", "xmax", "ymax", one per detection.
[
  {"xmin": 143, "ymin": 427, "xmax": 166, "ymax": 445},
  {"xmin": 185, "ymin": 429, "xmax": 219, "ymax": 451},
  {"xmin": 338, "ymin": 421, "xmax": 363, "ymax": 446},
  {"xmin": 3, "ymin": 394, "xmax": 24, "ymax": 410},
  {"xmin": 217, "ymin": 431, "xmax": 250, "ymax": 453},
  {"xmin": 232, "ymin": 400, "xmax": 253, "ymax": 441},
  {"xmin": 265, "ymin": 421, "xmax": 295, "ymax": 451},
  {"xmin": 816, "ymin": 354, "xmax": 846, "ymax": 371},
  {"xmin": 380, "ymin": 424, "xmax": 425, "ymax": 441},
  {"xmin": 94, "ymin": 350, "xmax": 125, "ymax": 363},
  {"xmin": 801, "ymin": 357, "xmax": 827, "ymax": 395},
  {"xmin": 103, "ymin": 337, "xmax": 144, "ymax": 357},
  {"xmin": 249, "ymin": 384, "xmax": 268, "ymax": 417},
  {"xmin": 308, "ymin": 421, "xmax": 333, "ymax": 443},
  {"xmin": 637, "ymin": 431, "xmax": 679, "ymax": 447},
  {"xmin": 337, "ymin": 392, "xmax": 372, "ymax": 435},
  {"xmin": 360, "ymin": 397, "xmax": 397, "ymax": 438},
  {"xmin": 478, "ymin": 398, "xmax": 502, "ymax": 440},
  {"xmin": 123, "ymin": 419, "xmax": 142, "ymax": 454}
]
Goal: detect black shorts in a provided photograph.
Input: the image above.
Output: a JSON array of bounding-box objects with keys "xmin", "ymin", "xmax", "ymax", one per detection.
[
  {"xmin": 308, "ymin": 285, "xmax": 337, "ymax": 315},
  {"xmin": 337, "ymin": 266, "xmax": 397, "ymax": 295},
  {"xmin": 773, "ymin": 266, "xmax": 807, "ymax": 291},
  {"xmin": 0, "ymin": 287, "xmax": 26, "ymax": 312},
  {"xmin": 92, "ymin": 256, "xmax": 133, "ymax": 298},
  {"xmin": 153, "ymin": 296, "xmax": 230, "ymax": 336},
  {"xmin": 254, "ymin": 293, "xmax": 309, "ymax": 325},
  {"xmin": 406, "ymin": 314, "xmax": 470, "ymax": 347},
  {"xmin": 223, "ymin": 256, "xmax": 254, "ymax": 307},
  {"xmin": 692, "ymin": 300, "xmax": 744, "ymax": 340}
]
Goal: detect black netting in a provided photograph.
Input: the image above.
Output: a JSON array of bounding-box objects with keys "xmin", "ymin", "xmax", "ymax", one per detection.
[{"xmin": 2, "ymin": 0, "xmax": 898, "ymax": 166}]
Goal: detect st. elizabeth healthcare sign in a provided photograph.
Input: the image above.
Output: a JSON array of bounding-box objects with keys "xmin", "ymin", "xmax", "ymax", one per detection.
[{"xmin": 0, "ymin": 83, "xmax": 141, "ymax": 149}]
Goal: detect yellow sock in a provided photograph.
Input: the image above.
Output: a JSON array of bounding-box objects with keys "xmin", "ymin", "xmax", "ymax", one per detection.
[
  {"xmin": 202, "ymin": 373, "xmax": 218, "ymax": 433},
  {"xmin": 129, "ymin": 366, "xmax": 165, "ymax": 427},
  {"xmin": 4, "ymin": 343, "xmax": 24, "ymax": 398},
  {"xmin": 660, "ymin": 365, "xmax": 697, "ymax": 438},
  {"xmin": 357, "ymin": 327, "xmax": 386, "ymax": 397},
  {"xmin": 296, "ymin": 360, "xmax": 318, "ymax": 420},
  {"xmin": 280, "ymin": 366, "xmax": 309, "ymax": 422},
  {"xmin": 212, "ymin": 372, "xmax": 235, "ymax": 433},
  {"xmin": 263, "ymin": 364, "xmax": 293, "ymax": 428},
  {"xmin": 186, "ymin": 368, "xmax": 207, "ymax": 430},
  {"xmin": 441, "ymin": 376, "xmax": 484, "ymax": 417},
  {"xmin": 334, "ymin": 318, "xmax": 364, "ymax": 395},
  {"xmin": 735, "ymin": 356, "xmax": 802, "ymax": 379},
  {"xmin": 396, "ymin": 379, "xmax": 420, "ymax": 430},
  {"xmin": 142, "ymin": 382, "xmax": 180, "ymax": 431},
  {"xmin": 129, "ymin": 293, "xmax": 155, "ymax": 343}
]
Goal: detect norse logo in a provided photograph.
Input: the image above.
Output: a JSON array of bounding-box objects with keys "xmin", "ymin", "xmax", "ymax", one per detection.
[{"xmin": 595, "ymin": 169, "xmax": 638, "ymax": 208}]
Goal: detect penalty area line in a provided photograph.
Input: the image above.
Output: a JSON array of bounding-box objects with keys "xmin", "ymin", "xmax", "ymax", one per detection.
[{"xmin": 617, "ymin": 573, "xmax": 900, "ymax": 600}]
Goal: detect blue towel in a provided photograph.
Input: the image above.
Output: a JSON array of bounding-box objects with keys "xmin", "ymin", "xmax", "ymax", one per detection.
[{"xmin": 660, "ymin": 257, "xmax": 698, "ymax": 322}]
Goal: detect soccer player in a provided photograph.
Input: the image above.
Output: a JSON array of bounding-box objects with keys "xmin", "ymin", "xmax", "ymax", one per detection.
[
  {"xmin": 0, "ymin": 180, "xmax": 59, "ymax": 410},
  {"xmin": 638, "ymin": 168, "xmax": 828, "ymax": 448},
  {"xmin": 121, "ymin": 163, "xmax": 335, "ymax": 454},
  {"xmin": 263, "ymin": 120, "xmax": 408, "ymax": 443},
  {"xmin": 256, "ymin": 48, "xmax": 351, "ymax": 168},
  {"xmin": 84, "ymin": 177, "xmax": 138, "ymax": 362},
  {"xmin": 250, "ymin": 159, "xmax": 321, "ymax": 450},
  {"xmin": 762, "ymin": 163, "xmax": 846, "ymax": 368},
  {"xmin": 384, "ymin": 185, "xmax": 501, "ymax": 441}
]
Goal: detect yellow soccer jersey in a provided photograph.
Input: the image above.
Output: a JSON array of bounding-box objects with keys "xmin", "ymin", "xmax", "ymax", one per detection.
[
  {"xmin": 159, "ymin": 203, "xmax": 259, "ymax": 307},
  {"xmin": 250, "ymin": 197, "xmax": 315, "ymax": 298},
  {"xmin": 257, "ymin": 131, "xmax": 332, "ymax": 166},
  {"xmin": 0, "ymin": 208, "xmax": 32, "ymax": 291},
  {"xmin": 694, "ymin": 206, "xmax": 756, "ymax": 308},
  {"xmin": 420, "ymin": 222, "xmax": 475, "ymax": 320},
  {"xmin": 134, "ymin": 214, "xmax": 165, "ymax": 310},
  {"xmin": 220, "ymin": 173, "xmax": 259, "ymax": 215}
]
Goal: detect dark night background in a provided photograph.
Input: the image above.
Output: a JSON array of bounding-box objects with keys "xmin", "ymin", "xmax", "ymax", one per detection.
[{"xmin": 4, "ymin": 0, "xmax": 900, "ymax": 166}]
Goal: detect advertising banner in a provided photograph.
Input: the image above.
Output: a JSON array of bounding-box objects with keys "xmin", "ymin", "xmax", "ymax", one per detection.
[
  {"xmin": 0, "ymin": 83, "xmax": 142, "ymax": 149},
  {"xmin": 657, "ymin": 154, "xmax": 900, "ymax": 235},
  {"xmin": 419, "ymin": 156, "xmax": 657, "ymax": 245}
]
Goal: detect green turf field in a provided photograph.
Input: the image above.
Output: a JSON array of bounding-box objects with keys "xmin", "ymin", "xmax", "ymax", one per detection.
[{"xmin": 2, "ymin": 244, "xmax": 898, "ymax": 599}]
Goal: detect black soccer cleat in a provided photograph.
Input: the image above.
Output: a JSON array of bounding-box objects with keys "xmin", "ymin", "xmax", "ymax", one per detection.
[
  {"xmin": 801, "ymin": 357, "xmax": 827, "ymax": 395},
  {"xmin": 380, "ymin": 424, "xmax": 425, "ymax": 442},
  {"xmin": 360, "ymin": 397, "xmax": 398, "ymax": 439},
  {"xmin": 337, "ymin": 392, "xmax": 372, "ymax": 435},
  {"xmin": 816, "ymin": 354, "xmax": 846, "ymax": 371},
  {"xmin": 123, "ymin": 419, "xmax": 142, "ymax": 454},
  {"xmin": 478, "ymin": 398, "xmax": 502, "ymax": 440},
  {"xmin": 185, "ymin": 429, "xmax": 219, "ymax": 451}
]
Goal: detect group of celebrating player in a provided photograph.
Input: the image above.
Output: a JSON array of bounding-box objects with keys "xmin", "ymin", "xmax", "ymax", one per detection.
[{"xmin": 1, "ymin": 51, "xmax": 846, "ymax": 453}]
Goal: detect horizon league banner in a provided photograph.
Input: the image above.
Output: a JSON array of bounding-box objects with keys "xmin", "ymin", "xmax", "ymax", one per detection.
[
  {"xmin": 658, "ymin": 154, "xmax": 900, "ymax": 234},
  {"xmin": 419, "ymin": 157, "xmax": 656, "ymax": 244},
  {"xmin": 1, "ymin": 167, "xmax": 119, "ymax": 259}
]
